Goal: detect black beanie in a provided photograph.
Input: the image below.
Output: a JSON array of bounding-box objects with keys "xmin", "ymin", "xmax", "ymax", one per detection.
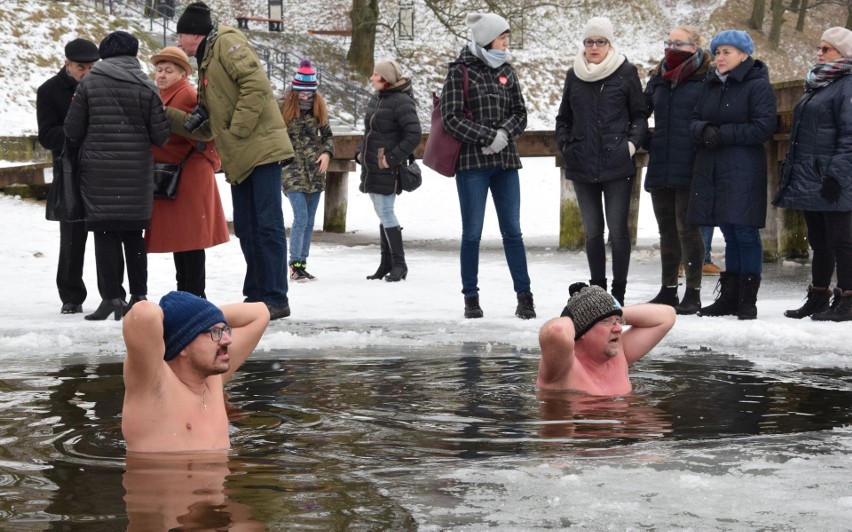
[
  {"xmin": 98, "ymin": 31, "xmax": 139, "ymax": 59},
  {"xmin": 177, "ymin": 2, "xmax": 214, "ymax": 35},
  {"xmin": 64, "ymin": 38, "xmax": 99, "ymax": 63}
]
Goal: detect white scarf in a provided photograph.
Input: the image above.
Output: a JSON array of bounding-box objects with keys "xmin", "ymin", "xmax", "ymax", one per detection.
[
  {"xmin": 572, "ymin": 47, "xmax": 626, "ymax": 82},
  {"xmin": 468, "ymin": 41, "xmax": 509, "ymax": 69}
]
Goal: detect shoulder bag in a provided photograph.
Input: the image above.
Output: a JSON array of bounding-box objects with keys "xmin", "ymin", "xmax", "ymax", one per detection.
[
  {"xmin": 45, "ymin": 141, "xmax": 85, "ymax": 222},
  {"xmin": 153, "ymin": 145, "xmax": 195, "ymax": 199},
  {"xmin": 397, "ymin": 155, "xmax": 422, "ymax": 193},
  {"xmin": 422, "ymin": 65, "xmax": 471, "ymax": 177}
]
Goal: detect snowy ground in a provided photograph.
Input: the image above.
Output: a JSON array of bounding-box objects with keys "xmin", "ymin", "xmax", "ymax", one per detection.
[{"xmin": 0, "ymin": 158, "xmax": 848, "ymax": 370}]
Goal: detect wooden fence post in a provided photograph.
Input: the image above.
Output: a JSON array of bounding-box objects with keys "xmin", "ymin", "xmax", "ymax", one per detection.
[{"xmin": 323, "ymin": 160, "xmax": 355, "ymax": 233}]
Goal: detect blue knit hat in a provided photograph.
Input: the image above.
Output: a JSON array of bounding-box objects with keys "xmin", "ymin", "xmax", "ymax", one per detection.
[
  {"xmin": 710, "ymin": 30, "xmax": 754, "ymax": 56},
  {"xmin": 160, "ymin": 291, "xmax": 226, "ymax": 361},
  {"xmin": 293, "ymin": 59, "xmax": 318, "ymax": 91}
]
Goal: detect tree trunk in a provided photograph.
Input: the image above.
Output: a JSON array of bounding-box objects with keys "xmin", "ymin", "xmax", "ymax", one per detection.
[
  {"xmin": 750, "ymin": 0, "xmax": 766, "ymax": 31},
  {"xmin": 346, "ymin": 0, "xmax": 379, "ymax": 79},
  {"xmin": 795, "ymin": 0, "xmax": 808, "ymax": 32},
  {"xmin": 769, "ymin": 0, "xmax": 786, "ymax": 50}
]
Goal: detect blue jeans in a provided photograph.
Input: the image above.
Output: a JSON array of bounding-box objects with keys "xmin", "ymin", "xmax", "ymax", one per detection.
[
  {"xmin": 573, "ymin": 177, "xmax": 633, "ymax": 285},
  {"xmin": 455, "ymin": 167, "xmax": 531, "ymax": 297},
  {"xmin": 287, "ymin": 191, "xmax": 321, "ymax": 264},
  {"xmin": 719, "ymin": 224, "xmax": 763, "ymax": 275},
  {"xmin": 231, "ymin": 162, "xmax": 289, "ymax": 306},
  {"xmin": 701, "ymin": 226, "xmax": 715, "ymax": 264},
  {"xmin": 369, "ymin": 193, "xmax": 399, "ymax": 228}
]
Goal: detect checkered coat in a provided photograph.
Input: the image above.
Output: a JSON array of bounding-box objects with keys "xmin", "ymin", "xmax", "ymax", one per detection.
[{"xmin": 439, "ymin": 47, "xmax": 527, "ymax": 171}]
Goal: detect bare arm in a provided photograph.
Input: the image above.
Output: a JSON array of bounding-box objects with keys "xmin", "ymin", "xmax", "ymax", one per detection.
[
  {"xmin": 221, "ymin": 302, "xmax": 270, "ymax": 383},
  {"xmin": 122, "ymin": 301, "xmax": 167, "ymax": 393},
  {"xmin": 621, "ymin": 304, "xmax": 676, "ymax": 365},
  {"xmin": 536, "ymin": 317, "xmax": 577, "ymax": 388}
]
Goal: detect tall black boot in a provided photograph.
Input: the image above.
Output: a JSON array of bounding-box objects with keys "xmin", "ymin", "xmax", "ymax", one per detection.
[
  {"xmin": 698, "ymin": 272, "xmax": 739, "ymax": 317},
  {"xmin": 648, "ymin": 286, "xmax": 678, "ymax": 306},
  {"xmin": 675, "ymin": 288, "xmax": 701, "ymax": 315},
  {"xmin": 611, "ymin": 281, "xmax": 626, "ymax": 307},
  {"xmin": 84, "ymin": 298, "xmax": 123, "ymax": 321},
  {"xmin": 367, "ymin": 224, "xmax": 392, "ymax": 280},
  {"xmin": 784, "ymin": 285, "xmax": 831, "ymax": 319},
  {"xmin": 736, "ymin": 273, "xmax": 761, "ymax": 320},
  {"xmin": 384, "ymin": 226, "xmax": 407, "ymax": 282}
]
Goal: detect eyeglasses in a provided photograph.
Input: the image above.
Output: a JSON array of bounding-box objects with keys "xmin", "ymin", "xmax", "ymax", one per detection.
[
  {"xmin": 816, "ymin": 45, "xmax": 836, "ymax": 54},
  {"xmin": 583, "ymin": 39, "xmax": 610, "ymax": 48},
  {"xmin": 205, "ymin": 324, "xmax": 231, "ymax": 342},
  {"xmin": 664, "ymin": 40, "xmax": 696, "ymax": 49},
  {"xmin": 595, "ymin": 316, "xmax": 626, "ymax": 328}
]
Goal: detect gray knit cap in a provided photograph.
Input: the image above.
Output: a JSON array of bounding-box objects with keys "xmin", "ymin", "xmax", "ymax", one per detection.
[
  {"xmin": 466, "ymin": 12, "xmax": 510, "ymax": 47},
  {"xmin": 560, "ymin": 283, "xmax": 623, "ymax": 340}
]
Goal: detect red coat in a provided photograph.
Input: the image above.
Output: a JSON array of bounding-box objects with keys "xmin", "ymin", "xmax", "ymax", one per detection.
[{"xmin": 146, "ymin": 78, "xmax": 230, "ymax": 253}]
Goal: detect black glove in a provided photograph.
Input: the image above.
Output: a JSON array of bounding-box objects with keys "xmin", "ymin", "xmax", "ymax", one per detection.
[
  {"xmin": 820, "ymin": 177, "xmax": 841, "ymax": 203},
  {"xmin": 701, "ymin": 125, "xmax": 722, "ymax": 150}
]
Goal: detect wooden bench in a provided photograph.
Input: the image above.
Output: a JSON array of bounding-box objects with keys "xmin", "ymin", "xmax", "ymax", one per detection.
[
  {"xmin": 307, "ymin": 29, "xmax": 352, "ymax": 37},
  {"xmin": 236, "ymin": 16, "xmax": 283, "ymax": 32}
]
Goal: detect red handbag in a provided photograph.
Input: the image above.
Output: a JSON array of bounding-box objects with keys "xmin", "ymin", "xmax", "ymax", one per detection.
[{"xmin": 423, "ymin": 65, "xmax": 471, "ymax": 177}]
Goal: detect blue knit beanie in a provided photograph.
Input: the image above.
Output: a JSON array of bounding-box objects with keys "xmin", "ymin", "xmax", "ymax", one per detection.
[
  {"xmin": 160, "ymin": 291, "xmax": 226, "ymax": 361},
  {"xmin": 710, "ymin": 30, "xmax": 754, "ymax": 56}
]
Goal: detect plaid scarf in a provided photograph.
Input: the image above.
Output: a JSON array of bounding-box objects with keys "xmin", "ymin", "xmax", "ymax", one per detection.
[
  {"xmin": 661, "ymin": 48, "xmax": 705, "ymax": 88},
  {"xmin": 805, "ymin": 58, "xmax": 852, "ymax": 90}
]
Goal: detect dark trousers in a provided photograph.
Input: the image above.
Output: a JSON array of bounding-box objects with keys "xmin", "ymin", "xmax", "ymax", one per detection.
[
  {"xmin": 93, "ymin": 230, "xmax": 146, "ymax": 300},
  {"xmin": 574, "ymin": 177, "xmax": 633, "ymax": 285},
  {"xmin": 804, "ymin": 210, "xmax": 852, "ymax": 290},
  {"xmin": 650, "ymin": 188, "xmax": 705, "ymax": 288},
  {"xmin": 57, "ymin": 221, "xmax": 88, "ymax": 305},
  {"xmin": 174, "ymin": 249, "xmax": 206, "ymax": 298}
]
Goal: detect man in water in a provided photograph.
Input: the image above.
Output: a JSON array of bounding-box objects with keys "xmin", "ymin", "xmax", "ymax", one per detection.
[
  {"xmin": 121, "ymin": 291, "xmax": 269, "ymax": 452},
  {"xmin": 537, "ymin": 283, "xmax": 676, "ymax": 395}
]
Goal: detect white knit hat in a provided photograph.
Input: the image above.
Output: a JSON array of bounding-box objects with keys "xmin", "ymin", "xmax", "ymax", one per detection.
[
  {"xmin": 583, "ymin": 17, "xmax": 614, "ymax": 42},
  {"xmin": 822, "ymin": 26, "xmax": 852, "ymax": 58},
  {"xmin": 466, "ymin": 13, "xmax": 510, "ymax": 47}
]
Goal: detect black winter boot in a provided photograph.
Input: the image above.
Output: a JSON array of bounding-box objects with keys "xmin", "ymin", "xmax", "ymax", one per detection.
[
  {"xmin": 648, "ymin": 286, "xmax": 678, "ymax": 307},
  {"xmin": 384, "ymin": 226, "xmax": 408, "ymax": 282},
  {"xmin": 515, "ymin": 292, "xmax": 536, "ymax": 319},
  {"xmin": 698, "ymin": 272, "xmax": 739, "ymax": 317},
  {"xmin": 812, "ymin": 288, "xmax": 852, "ymax": 322},
  {"xmin": 611, "ymin": 281, "xmax": 626, "ymax": 306},
  {"xmin": 736, "ymin": 273, "xmax": 761, "ymax": 320},
  {"xmin": 675, "ymin": 288, "xmax": 701, "ymax": 315},
  {"xmin": 784, "ymin": 285, "xmax": 831, "ymax": 319},
  {"xmin": 367, "ymin": 225, "xmax": 393, "ymax": 280},
  {"xmin": 464, "ymin": 296, "xmax": 484, "ymax": 319},
  {"xmin": 85, "ymin": 298, "xmax": 124, "ymax": 321}
]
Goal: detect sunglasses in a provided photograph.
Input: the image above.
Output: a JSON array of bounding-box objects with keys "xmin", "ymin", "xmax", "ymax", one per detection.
[
  {"xmin": 583, "ymin": 39, "xmax": 610, "ymax": 48},
  {"xmin": 816, "ymin": 45, "xmax": 837, "ymax": 54}
]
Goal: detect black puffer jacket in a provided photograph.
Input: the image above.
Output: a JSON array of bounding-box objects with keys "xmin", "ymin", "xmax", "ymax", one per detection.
[
  {"xmin": 357, "ymin": 79, "xmax": 421, "ymax": 195},
  {"xmin": 773, "ymin": 73, "xmax": 852, "ymax": 212},
  {"xmin": 555, "ymin": 59, "xmax": 648, "ymax": 183},
  {"xmin": 64, "ymin": 56, "xmax": 170, "ymax": 230},
  {"xmin": 643, "ymin": 53, "xmax": 710, "ymax": 190},
  {"xmin": 687, "ymin": 58, "xmax": 776, "ymax": 228}
]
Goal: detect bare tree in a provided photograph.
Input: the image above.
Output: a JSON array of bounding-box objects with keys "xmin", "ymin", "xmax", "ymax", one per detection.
[
  {"xmin": 795, "ymin": 0, "xmax": 809, "ymax": 31},
  {"xmin": 750, "ymin": 0, "xmax": 766, "ymax": 30},
  {"xmin": 347, "ymin": 0, "xmax": 379, "ymax": 78},
  {"xmin": 769, "ymin": 0, "xmax": 786, "ymax": 49}
]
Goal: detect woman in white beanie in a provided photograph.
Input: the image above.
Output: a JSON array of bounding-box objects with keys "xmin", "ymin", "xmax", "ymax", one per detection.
[
  {"xmin": 773, "ymin": 26, "xmax": 852, "ymax": 322},
  {"xmin": 555, "ymin": 17, "xmax": 649, "ymax": 306},
  {"xmin": 439, "ymin": 12, "xmax": 535, "ymax": 320}
]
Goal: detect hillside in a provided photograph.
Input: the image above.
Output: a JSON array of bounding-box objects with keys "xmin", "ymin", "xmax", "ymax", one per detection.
[{"xmin": 0, "ymin": 0, "xmax": 845, "ymax": 136}]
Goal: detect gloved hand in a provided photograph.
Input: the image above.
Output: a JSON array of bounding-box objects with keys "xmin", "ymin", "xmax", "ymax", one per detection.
[
  {"xmin": 701, "ymin": 125, "xmax": 722, "ymax": 150},
  {"xmin": 482, "ymin": 129, "xmax": 509, "ymax": 155},
  {"xmin": 820, "ymin": 177, "xmax": 841, "ymax": 203}
]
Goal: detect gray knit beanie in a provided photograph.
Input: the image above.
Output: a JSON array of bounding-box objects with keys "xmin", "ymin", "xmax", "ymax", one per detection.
[
  {"xmin": 465, "ymin": 12, "xmax": 510, "ymax": 47},
  {"xmin": 822, "ymin": 26, "xmax": 852, "ymax": 58},
  {"xmin": 374, "ymin": 58, "xmax": 403, "ymax": 84},
  {"xmin": 560, "ymin": 283, "xmax": 623, "ymax": 340},
  {"xmin": 583, "ymin": 17, "xmax": 614, "ymax": 42}
]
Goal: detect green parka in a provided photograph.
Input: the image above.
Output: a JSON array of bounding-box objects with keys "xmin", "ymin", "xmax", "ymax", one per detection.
[{"xmin": 166, "ymin": 25, "xmax": 294, "ymax": 184}]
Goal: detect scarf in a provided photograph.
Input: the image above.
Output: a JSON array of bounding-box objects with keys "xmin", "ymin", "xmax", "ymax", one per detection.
[
  {"xmin": 468, "ymin": 41, "xmax": 509, "ymax": 69},
  {"xmin": 804, "ymin": 58, "xmax": 852, "ymax": 90},
  {"xmin": 572, "ymin": 47, "xmax": 626, "ymax": 82},
  {"xmin": 662, "ymin": 48, "xmax": 705, "ymax": 88},
  {"xmin": 298, "ymin": 93, "xmax": 314, "ymax": 111}
]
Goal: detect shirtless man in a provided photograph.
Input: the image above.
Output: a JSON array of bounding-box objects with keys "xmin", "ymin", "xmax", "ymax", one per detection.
[
  {"xmin": 537, "ymin": 283, "xmax": 675, "ymax": 395},
  {"xmin": 121, "ymin": 291, "xmax": 269, "ymax": 452}
]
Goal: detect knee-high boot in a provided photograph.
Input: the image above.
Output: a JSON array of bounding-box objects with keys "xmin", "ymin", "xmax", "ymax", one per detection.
[
  {"xmin": 737, "ymin": 273, "xmax": 761, "ymax": 320},
  {"xmin": 367, "ymin": 224, "xmax": 393, "ymax": 280},
  {"xmin": 384, "ymin": 226, "xmax": 407, "ymax": 282}
]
